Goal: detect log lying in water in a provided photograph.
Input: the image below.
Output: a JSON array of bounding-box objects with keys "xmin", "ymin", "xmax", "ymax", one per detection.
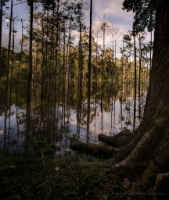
[
  {"xmin": 70, "ymin": 141, "xmax": 117, "ymax": 158},
  {"xmin": 98, "ymin": 130, "xmax": 134, "ymax": 148}
]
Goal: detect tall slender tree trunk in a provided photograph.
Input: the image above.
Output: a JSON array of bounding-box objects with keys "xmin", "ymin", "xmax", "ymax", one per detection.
[
  {"xmin": 17, "ymin": 19, "xmax": 24, "ymax": 82},
  {"xmin": 138, "ymin": 34, "xmax": 142, "ymax": 120},
  {"xmin": 87, "ymin": 0, "xmax": 92, "ymax": 141},
  {"xmin": 133, "ymin": 34, "xmax": 137, "ymax": 130},
  {"xmin": 41, "ymin": 16, "xmax": 45, "ymax": 99},
  {"xmin": 62, "ymin": 23, "xmax": 66, "ymax": 126},
  {"xmin": 10, "ymin": 17, "xmax": 14, "ymax": 85},
  {"xmin": 67, "ymin": 17, "xmax": 72, "ymax": 112},
  {"xmin": 46, "ymin": 11, "xmax": 49, "ymax": 91},
  {"xmin": 0, "ymin": 0, "xmax": 3, "ymax": 64},
  {"xmin": 121, "ymin": 39, "xmax": 124, "ymax": 100},
  {"xmin": 27, "ymin": 1, "xmax": 33, "ymax": 101},
  {"xmin": 77, "ymin": 4, "xmax": 83, "ymax": 137},
  {"xmin": 149, "ymin": 4, "xmax": 153, "ymax": 72},
  {"xmin": 149, "ymin": 30, "xmax": 153, "ymax": 71},
  {"xmin": 6, "ymin": 0, "xmax": 13, "ymax": 92},
  {"xmin": 53, "ymin": 0, "xmax": 60, "ymax": 121},
  {"xmin": 102, "ymin": 27, "xmax": 105, "ymax": 79},
  {"xmin": 95, "ymin": 30, "xmax": 99, "ymax": 85}
]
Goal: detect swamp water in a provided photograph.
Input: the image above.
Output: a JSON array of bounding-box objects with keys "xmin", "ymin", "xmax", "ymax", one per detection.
[{"xmin": 0, "ymin": 81, "xmax": 147, "ymax": 156}]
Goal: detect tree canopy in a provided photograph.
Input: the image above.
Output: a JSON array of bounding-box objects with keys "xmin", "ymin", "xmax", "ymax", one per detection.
[{"xmin": 122, "ymin": 0, "xmax": 156, "ymax": 33}]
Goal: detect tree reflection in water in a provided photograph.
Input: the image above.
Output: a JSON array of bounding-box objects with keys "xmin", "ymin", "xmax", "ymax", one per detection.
[{"xmin": 0, "ymin": 81, "xmax": 147, "ymax": 155}]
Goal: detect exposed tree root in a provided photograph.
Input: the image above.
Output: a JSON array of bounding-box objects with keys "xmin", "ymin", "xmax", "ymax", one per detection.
[
  {"xmin": 98, "ymin": 129, "xmax": 134, "ymax": 148},
  {"xmin": 131, "ymin": 161, "xmax": 158, "ymax": 192},
  {"xmin": 115, "ymin": 127, "xmax": 156, "ymax": 168},
  {"xmin": 115, "ymin": 118, "xmax": 169, "ymax": 167},
  {"xmin": 70, "ymin": 141, "xmax": 117, "ymax": 158},
  {"xmin": 69, "ymin": 116, "xmax": 169, "ymax": 197},
  {"xmin": 154, "ymin": 172, "xmax": 169, "ymax": 200}
]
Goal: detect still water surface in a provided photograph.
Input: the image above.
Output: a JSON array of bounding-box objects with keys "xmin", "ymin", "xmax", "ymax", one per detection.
[{"xmin": 0, "ymin": 82, "xmax": 147, "ymax": 155}]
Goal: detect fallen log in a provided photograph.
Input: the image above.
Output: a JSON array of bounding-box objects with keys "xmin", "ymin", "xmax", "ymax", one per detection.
[
  {"xmin": 98, "ymin": 130, "xmax": 134, "ymax": 148},
  {"xmin": 70, "ymin": 141, "xmax": 117, "ymax": 158}
]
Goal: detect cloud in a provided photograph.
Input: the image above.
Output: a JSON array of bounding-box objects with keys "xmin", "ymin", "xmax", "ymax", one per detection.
[
  {"xmin": 1, "ymin": 31, "xmax": 8, "ymax": 48},
  {"xmin": 91, "ymin": 0, "xmax": 134, "ymax": 32},
  {"xmin": 82, "ymin": 0, "xmax": 135, "ymax": 53},
  {"xmin": 2, "ymin": 0, "xmax": 135, "ymax": 52},
  {"xmin": 2, "ymin": 30, "xmax": 22, "ymax": 52}
]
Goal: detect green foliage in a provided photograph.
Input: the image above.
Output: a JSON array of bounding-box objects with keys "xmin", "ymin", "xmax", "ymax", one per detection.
[
  {"xmin": 68, "ymin": 134, "xmax": 79, "ymax": 142},
  {"xmin": 0, "ymin": 151, "xmax": 130, "ymax": 200},
  {"xmin": 123, "ymin": 0, "xmax": 156, "ymax": 33},
  {"xmin": 0, "ymin": 47, "xmax": 8, "ymax": 77}
]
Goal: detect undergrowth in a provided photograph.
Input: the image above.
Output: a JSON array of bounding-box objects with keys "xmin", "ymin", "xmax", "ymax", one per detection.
[{"xmin": 0, "ymin": 150, "xmax": 131, "ymax": 200}]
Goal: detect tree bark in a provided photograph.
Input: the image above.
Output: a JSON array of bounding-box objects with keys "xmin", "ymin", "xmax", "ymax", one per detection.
[
  {"xmin": 154, "ymin": 172, "xmax": 169, "ymax": 200},
  {"xmin": 114, "ymin": 0, "xmax": 169, "ymax": 190},
  {"xmin": 0, "ymin": 0, "xmax": 3, "ymax": 63},
  {"xmin": 87, "ymin": 0, "xmax": 92, "ymax": 141},
  {"xmin": 27, "ymin": 1, "xmax": 33, "ymax": 101},
  {"xmin": 70, "ymin": 141, "xmax": 117, "ymax": 158},
  {"xmin": 6, "ymin": 0, "xmax": 13, "ymax": 92},
  {"xmin": 98, "ymin": 130, "xmax": 134, "ymax": 148},
  {"xmin": 133, "ymin": 34, "xmax": 137, "ymax": 130}
]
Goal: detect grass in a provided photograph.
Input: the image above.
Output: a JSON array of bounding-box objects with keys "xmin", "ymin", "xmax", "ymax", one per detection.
[{"xmin": 0, "ymin": 150, "xmax": 131, "ymax": 200}]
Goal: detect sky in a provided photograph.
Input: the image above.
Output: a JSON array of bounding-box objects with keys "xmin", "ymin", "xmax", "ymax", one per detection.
[
  {"xmin": 92, "ymin": 0, "xmax": 134, "ymax": 32},
  {"xmin": 2, "ymin": 0, "xmax": 134, "ymax": 52}
]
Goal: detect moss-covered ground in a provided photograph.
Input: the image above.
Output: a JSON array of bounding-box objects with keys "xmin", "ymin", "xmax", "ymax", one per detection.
[{"xmin": 0, "ymin": 149, "xmax": 134, "ymax": 200}]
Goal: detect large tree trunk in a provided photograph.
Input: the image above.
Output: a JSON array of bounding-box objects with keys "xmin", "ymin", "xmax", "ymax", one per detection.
[
  {"xmin": 113, "ymin": 0, "xmax": 169, "ymax": 192},
  {"xmin": 70, "ymin": 0, "xmax": 169, "ymax": 193},
  {"xmin": 117, "ymin": 0, "xmax": 169, "ymax": 166}
]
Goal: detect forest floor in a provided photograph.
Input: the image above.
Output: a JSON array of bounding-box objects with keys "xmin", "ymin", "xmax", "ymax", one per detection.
[{"xmin": 0, "ymin": 149, "xmax": 157, "ymax": 200}]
